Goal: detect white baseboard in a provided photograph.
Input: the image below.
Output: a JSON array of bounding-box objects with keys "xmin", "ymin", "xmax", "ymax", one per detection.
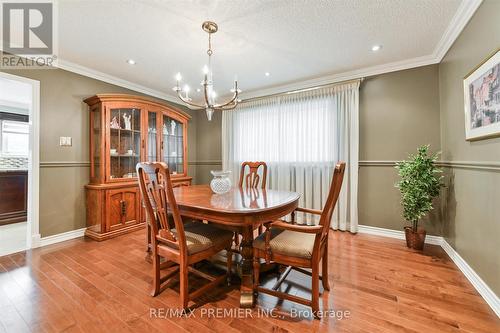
[
  {"xmin": 440, "ymin": 239, "xmax": 500, "ymax": 317},
  {"xmin": 357, "ymin": 224, "xmax": 443, "ymax": 245},
  {"xmin": 358, "ymin": 224, "xmax": 499, "ymax": 317},
  {"xmin": 31, "ymin": 233, "xmax": 41, "ymax": 248},
  {"xmin": 36, "ymin": 228, "xmax": 86, "ymax": 248}
]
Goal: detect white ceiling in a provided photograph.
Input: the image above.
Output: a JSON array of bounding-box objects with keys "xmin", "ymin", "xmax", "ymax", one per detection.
[{"xmin": 56, "ymin": 0, "xmax": 477, "ymax": 101}]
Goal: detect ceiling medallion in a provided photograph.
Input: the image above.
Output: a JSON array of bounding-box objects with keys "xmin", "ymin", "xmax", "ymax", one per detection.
[{"xmin": 173, "ymin": 21, "xmax": 241, "ymax": 121}]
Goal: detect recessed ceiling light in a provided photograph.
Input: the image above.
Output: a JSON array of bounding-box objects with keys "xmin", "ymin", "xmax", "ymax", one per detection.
[
  {"xmin": 265, "ymin": 72, "xmax": 270, "ymax": 77},
  {"xmin": 371, "ymin": 45, "xmax": 382, "ymax": 52},
  {"xmin": 126, "ymin": 59, "xmax": 136, "ymax": 65}
]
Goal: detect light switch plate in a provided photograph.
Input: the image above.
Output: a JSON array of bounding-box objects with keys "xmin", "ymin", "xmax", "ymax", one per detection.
[{"xmin": 59, "ymin": 137, "xmax": 72, "ymax": 146}]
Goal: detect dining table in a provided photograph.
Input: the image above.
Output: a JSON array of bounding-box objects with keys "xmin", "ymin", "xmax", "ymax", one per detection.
[{"xmin": 169, "ymin": 184, "xmax": 300, "ymax": 307}]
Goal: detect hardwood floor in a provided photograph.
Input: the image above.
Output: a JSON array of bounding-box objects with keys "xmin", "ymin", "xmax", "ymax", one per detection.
[{"xmin": 0, "ymin": 229, "xmax": 498, "ymax": 333}]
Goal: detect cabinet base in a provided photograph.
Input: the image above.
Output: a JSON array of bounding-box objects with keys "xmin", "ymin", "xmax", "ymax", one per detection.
[{"xmin": 85, "ymin": 222, "xmax": 146, "ymax": 241}]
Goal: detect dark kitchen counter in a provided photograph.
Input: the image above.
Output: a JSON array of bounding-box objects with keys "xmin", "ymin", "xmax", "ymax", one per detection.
[
  {"xmin": 0, "ymin": 169, "xmax": 28, "ymax": 173},
  {"xmin": 0, "ymin": 170, "xmax": 28, "ymax": 225}
]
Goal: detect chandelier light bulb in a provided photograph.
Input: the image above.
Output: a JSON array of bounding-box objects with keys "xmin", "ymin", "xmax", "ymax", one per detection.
[
  {"xmin": 183, "ymin": 84, "xmax": 190, "ymax": 93},
  {"xmin": 175, "ymin": 73, "xmax": 182, "ymax": 81},
  {"xmin": 203, "ymin": 65, "xmax": 209, "ymax": 74}
]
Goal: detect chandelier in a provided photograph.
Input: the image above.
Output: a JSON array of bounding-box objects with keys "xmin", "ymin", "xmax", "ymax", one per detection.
[{"xmin": 173, "ymin": 21, "xmax": 241, "ymax": 121}]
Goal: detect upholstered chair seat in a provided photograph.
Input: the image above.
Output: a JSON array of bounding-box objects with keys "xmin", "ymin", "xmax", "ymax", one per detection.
[
  {"xmin": 168, "ymin": 222, "xmax": 234, "ymax": 255},
  {"xmin": 253, "ymin": 228, "xmax": 315, "ymax": 259}
]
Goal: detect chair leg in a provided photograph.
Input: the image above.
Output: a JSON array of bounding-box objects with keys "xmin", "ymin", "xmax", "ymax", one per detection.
[
  {"xmin": 179, "ymin": 263, "xmax": 189, "ymax": 310},
  {"xmin": 226, "ymin": 248, "xmax": 232, "ymax": 286},
  {"xmin": 151, "ymin": 252, "xmax": 161, "ymax": 297},
  {"xmin": 322, "ymin": 245, "xmax": 331, "ymax": 291},
  {"xmin": 311, "ymin": 262, "xmax": 320, "ymax": 318},
  {"xmin": 234, "ymin": 232, "xmax": 240, "ymax": 247}
]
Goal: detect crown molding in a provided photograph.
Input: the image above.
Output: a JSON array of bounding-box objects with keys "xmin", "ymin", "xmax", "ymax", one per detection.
[
  {"xmin": 432, "ymin": 0, "xmax": 483, "ymax": 62},
  {"xmin": 56, "ymin": 60, "xmax": 179, "ymax": 104},
  {"xmin": 49, "ymin": 1, "xmax": 481, "ymax": 103},
  {"xmin": 240, "ymin": 54, "xmax": 437, "ymax": 100},
  {"xmin": 240, "ymin": 0, "xmax": 482, "ymax": 100}
]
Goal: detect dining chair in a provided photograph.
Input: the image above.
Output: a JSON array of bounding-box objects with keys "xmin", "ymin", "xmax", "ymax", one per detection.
[
  {"xmin": 252, "ymin": 162, "xmax": 346, "ymax": 318},
  {"xmin": 144, "ymin": 180, "xmax": 189, "ymax": 259},
  {"xmin": 137, "ymin": 162, "xmax": 234, "ymax": 310},
  {"xmin": 234, "ymin": 161, "xmax": 268, "ymax": 248},
  {"xmin": 239, "ymin": 161, "xmax": 268, "ymax": 189}
]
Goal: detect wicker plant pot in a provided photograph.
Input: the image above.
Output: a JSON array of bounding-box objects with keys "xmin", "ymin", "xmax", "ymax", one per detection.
[{"xmin": 404, "ymin": 226, "xmax": 426, "ymax": 250}]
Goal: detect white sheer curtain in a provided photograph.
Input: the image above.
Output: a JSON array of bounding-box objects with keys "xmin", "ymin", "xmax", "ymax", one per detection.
[{"xmin": 222, "ymin": 81, "xmax": 359, "ymax": 232}]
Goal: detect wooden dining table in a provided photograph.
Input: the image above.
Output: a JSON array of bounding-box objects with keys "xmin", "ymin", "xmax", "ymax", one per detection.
[{"xmin": 171, "ymin": 184, "xmax": 300, "ymax": 307}]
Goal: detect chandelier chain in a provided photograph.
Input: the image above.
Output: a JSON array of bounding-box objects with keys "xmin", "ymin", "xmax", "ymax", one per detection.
[{"xmin": 207, "ymin": 33, "xmax": 213, "ymax": 56}]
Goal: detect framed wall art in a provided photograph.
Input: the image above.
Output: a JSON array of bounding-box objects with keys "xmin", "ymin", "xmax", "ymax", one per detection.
[{"xmin": 463, "ymin": 49, "xmax": 500, "ymax": 140}]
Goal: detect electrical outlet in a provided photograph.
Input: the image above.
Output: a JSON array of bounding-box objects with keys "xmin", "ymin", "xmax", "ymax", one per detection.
[{"xmin": 59, "ymin": 137, "xmax": 72, "ymax": 146}]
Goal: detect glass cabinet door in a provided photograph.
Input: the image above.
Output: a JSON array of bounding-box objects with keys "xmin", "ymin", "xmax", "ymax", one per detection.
[
  {"xmin": 146, "ymin": 111, "xmax": 158, "ymax": 162},
  {"xmin": 91, "ymin": 107, "xmax": 101, "ymax": 182},
  {"xmin": 162, "ymin": 115, "xmax": 184, "ymax": 175},
  {"xmin": 109, "ymin": 108, "xmax": 141, "ymax": 180}
]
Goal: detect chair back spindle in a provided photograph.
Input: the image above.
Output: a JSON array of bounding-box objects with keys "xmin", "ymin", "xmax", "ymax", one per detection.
[
  {"xmin": 319, "ymin": 162, "xmax": 346, "ymax": 237},
  {"xmin": 239, "ymin": 161, "xmax": 267, "ymax": 189},
  {"xmin": 137, "ymin": 162, "xmax": 187, "ymax": 255}
]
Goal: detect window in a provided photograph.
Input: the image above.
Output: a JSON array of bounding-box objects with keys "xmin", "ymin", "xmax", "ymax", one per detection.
[
  {"xmin": 222, "ymin": 82, "xmax": 360, "ymax": 231},
  {"xmin": 0, "ymin": 120, "xmax": 29, "ymax": 156}
]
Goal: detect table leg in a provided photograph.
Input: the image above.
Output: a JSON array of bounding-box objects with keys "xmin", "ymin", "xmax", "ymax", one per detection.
[{"xmin": 239, "ymin": 225, "xmax": 255, "ymax": 308}]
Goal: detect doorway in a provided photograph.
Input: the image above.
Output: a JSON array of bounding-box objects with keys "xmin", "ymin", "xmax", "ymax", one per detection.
[{"xmin": 0, "ymin": 72, "xmax": 40, "ymax": 256}]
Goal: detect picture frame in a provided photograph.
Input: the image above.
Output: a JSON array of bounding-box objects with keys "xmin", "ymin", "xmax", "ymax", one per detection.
[{"xmin": 463, "ymin": 49, "xmax": 500, "ymax": 141}]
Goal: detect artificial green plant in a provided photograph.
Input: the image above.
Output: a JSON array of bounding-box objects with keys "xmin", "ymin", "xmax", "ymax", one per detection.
[{"xmin": 395, "ymin": 145, "xmax": 443, "ymax": 232}]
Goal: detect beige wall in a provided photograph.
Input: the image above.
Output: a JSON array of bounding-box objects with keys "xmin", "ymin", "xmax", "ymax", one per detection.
[
  {"xmin": 192, "ymin": 111, "xmax": 223, "ymax": 185},
  {"xmin": 0, "ymin": 68, "xmax": 197, "ymax": 237},
  {"xmin": 182, "ymin": 65, "xmax": 444, "ymax": 235},
  {"xmin": 359, "ymin": 65, "xmax": 442, "ymax": 235},
  {"xmin": 438, "ymin": 0, "xmax": 500, "ymax": 295},
  {"xmin": 2, "ymin": 2, "xmax": 497, "ymax": 297}
]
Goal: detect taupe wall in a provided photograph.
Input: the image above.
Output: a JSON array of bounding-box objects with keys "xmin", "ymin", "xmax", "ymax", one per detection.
[
  {"xmin": 359, "ymin": 65, "xmax": 442, "ymax": 235},
  {"xmin": 2, "ymin": 1, "xmax": 497, "ymax": 296},
  {"xmin": 0, "ymin": 68, "xmax": 197, "ymax": 237},
  {"xmin": 191, "ymin": 65, "xmax": 443, "ymax": 234},
  {"xmin": 438, "ymin": 0, "xmax": 500, "ymax": 295},
  {"xmin": 192, "ymin": 111, "xmax": 223, "ymax": 185}
]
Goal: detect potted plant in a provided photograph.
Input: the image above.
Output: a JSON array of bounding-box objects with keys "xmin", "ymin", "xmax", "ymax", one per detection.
[{"xmin": 395, "ymin": 145, "xmax": 442, "ymax": 250}]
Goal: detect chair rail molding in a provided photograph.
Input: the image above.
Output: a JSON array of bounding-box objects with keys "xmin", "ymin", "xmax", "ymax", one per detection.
[
  {"xmin": 188, "ymin": 160, "xmax": 223, "ymax": 166},
  {"xmin": 436, "ymin": 160, "xmax": 500, "ymax": 172},
  {"xmin": 40, "ymin": 161, "xmax": 91, "ymax": 168},
  {"xmin": 359, "ymin": 160, "xmax": 500, "ymax": 172}
]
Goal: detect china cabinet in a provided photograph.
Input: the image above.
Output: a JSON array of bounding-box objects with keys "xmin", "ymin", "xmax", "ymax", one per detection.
[{"xmin": 84, "ymin": 94, "xmax": 191, "ymax": 241}]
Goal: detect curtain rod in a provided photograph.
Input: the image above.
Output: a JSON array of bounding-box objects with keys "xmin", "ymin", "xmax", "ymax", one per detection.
[{"xmin": 241, "ymin": 77, "xmax": 364, "ymax": 103}]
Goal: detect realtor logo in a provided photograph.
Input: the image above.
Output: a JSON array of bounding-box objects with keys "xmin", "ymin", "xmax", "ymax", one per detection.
[{"xmin": 1, "ymin": 1, "xmax": 57, "ymax": 68}]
